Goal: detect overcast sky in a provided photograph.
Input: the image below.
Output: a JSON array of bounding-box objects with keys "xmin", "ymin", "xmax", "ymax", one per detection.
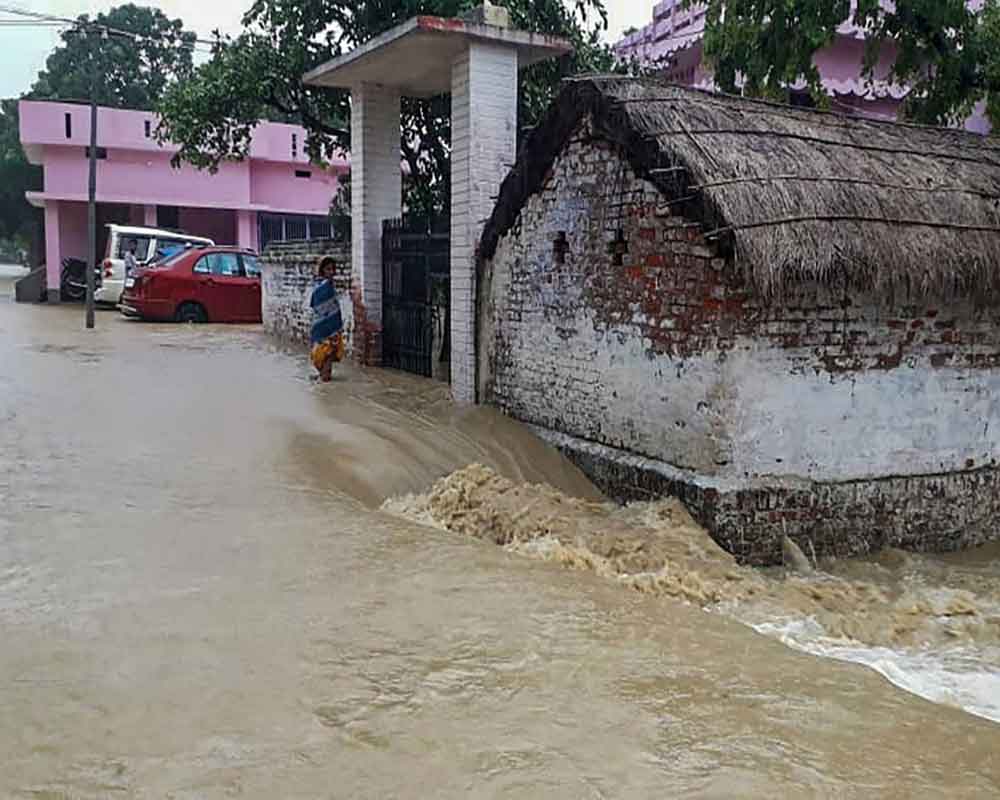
[{"xmin": 0, "ymin": 1, "xmax": 654, "ymax": 99}]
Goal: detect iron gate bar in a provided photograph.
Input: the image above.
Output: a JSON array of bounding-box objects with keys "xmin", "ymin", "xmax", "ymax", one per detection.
[{"xmin": 381, "ymin": 216, "xmax": 450, "ymax": 379}]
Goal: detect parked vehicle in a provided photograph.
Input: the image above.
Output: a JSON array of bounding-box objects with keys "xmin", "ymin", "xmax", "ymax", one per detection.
[
  {"xmin": 59, "ymin": 257, "xmax": 96, "ymax": 302},
  {"xmin": 119, "ymin": 246, "xmax": 263, "ymax": 323},
  {"xmin": 97, "ymin": 225, "xmax": 214, "ymax": 306}
]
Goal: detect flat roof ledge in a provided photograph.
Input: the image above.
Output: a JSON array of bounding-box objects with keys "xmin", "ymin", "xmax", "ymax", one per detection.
[{"xmin": 303, "ymin": 15, "xmax": 572, "ymax": 97}]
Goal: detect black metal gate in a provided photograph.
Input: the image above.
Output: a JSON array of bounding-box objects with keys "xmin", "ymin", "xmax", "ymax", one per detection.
[{"xmin": 381, "ymin": 217, "xmax": 450, "ymax": 378}]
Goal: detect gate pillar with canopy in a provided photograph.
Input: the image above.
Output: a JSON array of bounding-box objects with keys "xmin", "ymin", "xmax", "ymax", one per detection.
[{"xmin": 304, "ymin": 3, "xmax": 571, "ymax": 403}]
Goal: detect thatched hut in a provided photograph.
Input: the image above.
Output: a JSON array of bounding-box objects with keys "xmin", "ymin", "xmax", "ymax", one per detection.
[{"xmin": 476, "ymin": 76, "xmax": 1000, "ymax": 565}]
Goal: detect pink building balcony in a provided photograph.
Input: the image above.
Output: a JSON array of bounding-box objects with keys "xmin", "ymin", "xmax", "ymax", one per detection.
[{"xmin": 19, "ymin": 100, "xmax": 349, "ymax": 297}]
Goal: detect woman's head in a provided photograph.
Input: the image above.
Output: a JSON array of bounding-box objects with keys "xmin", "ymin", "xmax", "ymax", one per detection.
[{"xmin": 317, "ymin": 256, "xmax": 338, "ymax": 280}]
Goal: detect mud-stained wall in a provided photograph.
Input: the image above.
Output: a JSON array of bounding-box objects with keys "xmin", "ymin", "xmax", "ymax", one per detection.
[
  {"xmin": 721, "ymin": 298, "xmax": 1000, "ymax": 482},
  {"xmin": 261, "ymin": 239, "xmax": 354, "ymax": 350},
  {"xmin": 478, "ymin": 120, "xmax": 1000, "ymax": 486},
  {"xmin": 478, "ymin": 128, "xmax": 735, "ymax": 475}
]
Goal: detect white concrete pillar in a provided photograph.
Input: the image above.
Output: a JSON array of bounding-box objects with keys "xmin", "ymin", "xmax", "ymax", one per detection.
[
  {"xmin": 350, "ymin": 82, "xmax": 402, "ymax": 353},
  {"xmin": 450, "ymin": 42, "xmax": 518, "ymax": 403},
  {"xmin": 143, "ymin": 204, "xmax": 157, "ymax": 228},
  {"xmin": 44, "ymin": 202, "xmax": 61, "ymax": 299}
]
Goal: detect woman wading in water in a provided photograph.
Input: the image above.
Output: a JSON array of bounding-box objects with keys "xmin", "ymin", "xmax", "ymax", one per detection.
[{"xmin": 310, "ymin": 256, "xmax": 346, "ymax": 382}]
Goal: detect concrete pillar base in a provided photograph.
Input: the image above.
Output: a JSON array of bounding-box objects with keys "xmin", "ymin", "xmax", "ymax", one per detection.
[
  {"xmin": 46, "ymin": 288, "xmax": 61, "ymax": 303},
  {"xmin": 351, "ymin": 288, "xmax": 383, "ymax": 367}
]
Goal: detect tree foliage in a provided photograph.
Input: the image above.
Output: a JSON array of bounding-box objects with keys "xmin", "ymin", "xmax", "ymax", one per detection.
[
  {"xmin": 156, "ymin": 0, "xmax": 617, "ymax": 218},
  {"xmin": 0, "ymin": 100, "xmax": 41, "ymax": 247},
  {"xmin": 984, "ymin": 1, "xmax": 1000, "ymax": 125},
  {"xmin": 30, "ymin": 3, "xmax": 196, "ymax": 110},
  {"xmin": 695, "ymin": 0, "xmax": 1000, "ymax": 127}
]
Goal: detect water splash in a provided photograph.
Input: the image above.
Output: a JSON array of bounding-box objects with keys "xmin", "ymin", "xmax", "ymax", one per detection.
[{"xmin": 384, "ymin": 464, "xmax": 1000, "ymax": 724}]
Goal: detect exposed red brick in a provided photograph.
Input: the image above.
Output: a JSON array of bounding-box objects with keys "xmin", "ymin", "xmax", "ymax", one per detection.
[{"xmin": 350, "ymin": 287, "xmax": 382, "ymax": 367}]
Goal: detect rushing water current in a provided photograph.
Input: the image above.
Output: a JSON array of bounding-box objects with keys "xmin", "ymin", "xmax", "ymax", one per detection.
[{"xmin": 1, "ymin": 270, "xmax": 998, "ymax": 797}]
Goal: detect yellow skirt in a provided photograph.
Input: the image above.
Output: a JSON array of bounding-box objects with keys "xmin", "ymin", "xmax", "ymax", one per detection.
[{"xmin": 310, "ymin": 333, "xmax": 345, "ymax": 370}]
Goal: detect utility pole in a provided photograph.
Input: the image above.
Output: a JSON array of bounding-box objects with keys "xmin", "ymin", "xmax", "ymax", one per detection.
[{"xmin": 84, "ymin": 25, "xmax": 102, "ymax": 329}]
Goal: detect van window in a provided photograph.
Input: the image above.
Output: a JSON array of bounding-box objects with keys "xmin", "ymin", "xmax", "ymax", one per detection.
[
  {"xmin": 115, "ymin": 236, "xmax": 152, "ymax": 262},
  {"xmin": 153, "ymin": 238, "xmax": 195, "ymax": 263}
]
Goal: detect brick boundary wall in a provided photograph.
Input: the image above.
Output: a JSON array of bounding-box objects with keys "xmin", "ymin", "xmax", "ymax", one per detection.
[
  {"xmin": 480, "ymin": 119, "xmax": 1000, "ymax": 565},
  {"xmin": 260, "ymin": 239, "xmax": 368, "ymax": 361},
  {"xmin": 538, "ymin": 429, "xmax": 1000, "ymax": 566}
]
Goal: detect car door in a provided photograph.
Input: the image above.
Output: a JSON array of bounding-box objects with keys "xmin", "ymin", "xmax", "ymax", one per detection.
[
  {"xmin": 239, "ymin": 254, "xmax": 263, "ymax": 322},
  {"xmin": 191, "ymin": 252, "xmax": 244, "ymax": 321}
]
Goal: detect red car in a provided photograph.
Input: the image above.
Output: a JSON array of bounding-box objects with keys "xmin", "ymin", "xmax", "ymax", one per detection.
[{"xmin": 120, "ymin": 246, "xmax": 263, "ymax": 323}]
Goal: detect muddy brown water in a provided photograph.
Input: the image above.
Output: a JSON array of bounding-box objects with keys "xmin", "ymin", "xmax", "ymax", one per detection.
[{"xmin": 1, "ymin": 274, "xmax": 998, "ymax": 798}]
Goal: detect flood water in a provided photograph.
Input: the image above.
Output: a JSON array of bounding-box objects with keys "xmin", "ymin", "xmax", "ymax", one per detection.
[{"xmin": 2, "ymin": 274, "xmax": 999, "ymax": 797}]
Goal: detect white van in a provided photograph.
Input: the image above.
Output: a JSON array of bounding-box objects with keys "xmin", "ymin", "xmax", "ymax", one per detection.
[{"xmin": 97, "ymin": 225, "xmax": 214, "ymax": 305}]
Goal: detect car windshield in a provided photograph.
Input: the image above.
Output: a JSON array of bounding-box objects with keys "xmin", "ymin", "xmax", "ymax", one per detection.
[
  {"xmin": 153, "ymin": 238, "xmax": 202, "ymax": 263},
  {"xmin": 148, "ymin": 249, "xmax": 193, "ymax": 268}
]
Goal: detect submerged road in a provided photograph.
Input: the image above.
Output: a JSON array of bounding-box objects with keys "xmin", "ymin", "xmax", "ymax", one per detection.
[{"xmin": 1, "ymin": 279, "xmax": 998, "ymax": 798}]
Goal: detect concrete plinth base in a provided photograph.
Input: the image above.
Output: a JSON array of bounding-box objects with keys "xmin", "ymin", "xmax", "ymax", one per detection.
[
  {"xmin": 533, "ymin": 427, "xmax": 1000, "ymax": 566},
  {"xmin": 12, "ymin": 267, "xmax": 46, "ymax": 303}
]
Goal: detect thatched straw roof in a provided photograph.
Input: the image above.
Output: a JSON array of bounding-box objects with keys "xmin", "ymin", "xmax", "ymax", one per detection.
[{"xmin": 479, "ymin": 76, "xmax": 1000, "ymax": 301}]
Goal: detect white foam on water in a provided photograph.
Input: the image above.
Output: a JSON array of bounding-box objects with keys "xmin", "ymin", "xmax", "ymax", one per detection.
[{"xmin": 751, "ymin": 618, "xmax": 1000, "ymax": 724}]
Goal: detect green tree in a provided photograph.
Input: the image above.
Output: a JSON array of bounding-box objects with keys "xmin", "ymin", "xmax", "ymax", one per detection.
[
  {"xmin": 0, "ymin": 99, "xmax": 41, "ymax": 250},
  {"xmin": 30, "ymin": 3, "xmax": 196, "ymax": 110},
  {"xmin": 694, "ymin": 0, "xmax": 1000, "ymax": 127},
  {"xmin": 1, "ymin": 5, "xmax": 196, "ymax": 260},
  {"xmin": 983, "ymin": 1, "xmax": 1000, "ymax": 125},
  {"xmin": 156, "ymin": 0, "xmax": 617, "ymax": 218}
]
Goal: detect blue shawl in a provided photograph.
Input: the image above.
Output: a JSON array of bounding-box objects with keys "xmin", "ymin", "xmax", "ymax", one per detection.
[{"xmin": 310, "ymin": 279, "xmax": 344, "ymax": 344}]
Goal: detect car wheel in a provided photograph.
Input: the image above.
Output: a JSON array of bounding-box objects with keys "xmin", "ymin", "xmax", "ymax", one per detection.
[{"xmin": 176, "ymin": 302, "xmax": 208, "ymax": 324}]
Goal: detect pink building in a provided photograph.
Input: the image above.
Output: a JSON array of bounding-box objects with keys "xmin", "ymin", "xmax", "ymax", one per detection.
[
  {"xmin": 616, "ymin": 1, "xmax": 990, "ymax": 133},
  {"xmin": 19, "ymin": 100, "xmax": 349, "ymax": 300}
]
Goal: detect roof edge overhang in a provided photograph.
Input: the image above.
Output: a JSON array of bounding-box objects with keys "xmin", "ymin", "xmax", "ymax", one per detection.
[
  {"xmin": 26, "ymin": 190, "xmax": 332, "ymax": 217},
  {"xmin": 303, "ymin": 15, "xmax": 571, "ymax": 96}
]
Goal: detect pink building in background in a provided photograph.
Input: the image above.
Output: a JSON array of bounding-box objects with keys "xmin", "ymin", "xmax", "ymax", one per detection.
[
  {"xmin": 19, "ymin": 100, "xmax": 349, "ymax": 300},
  {"xmin": 616, "ymin": 0, "xmax": 990, "ymax": 133}
]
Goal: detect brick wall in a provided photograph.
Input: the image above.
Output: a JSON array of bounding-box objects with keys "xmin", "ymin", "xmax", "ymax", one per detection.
[
  {"xmin": 479, "ymin": 117, "xmax": 1000, "ymax": 562},
  {"xmin": 540, "ymin": 428, "xmax": 1000, "ymax": 565},
  {"xmin": 260, "ymin": 239, "xmax": 354, "ymax": 351},
  {"xmin": 478, "ymin": 123, "xmax": 735, "ymax": 475}
]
